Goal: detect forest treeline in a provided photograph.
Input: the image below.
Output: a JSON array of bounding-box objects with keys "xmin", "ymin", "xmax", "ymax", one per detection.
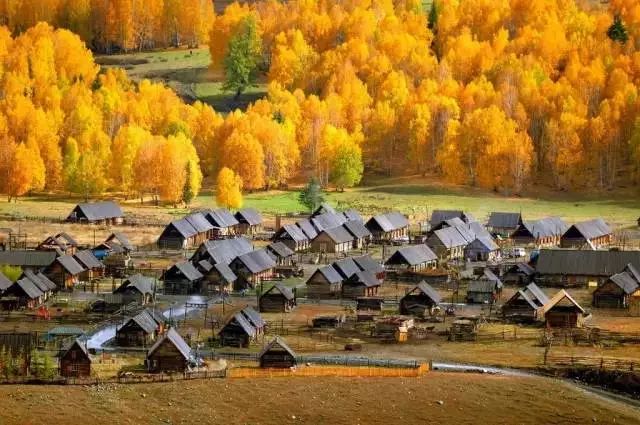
[{"xmin": 0, "ymin": 0, "xmax": 640, "ymax": 205}]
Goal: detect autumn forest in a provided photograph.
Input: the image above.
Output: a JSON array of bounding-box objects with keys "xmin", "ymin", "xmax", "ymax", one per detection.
[{"xmin": 0, "ymin": 0, "xmax": 639, "ymax": 205}]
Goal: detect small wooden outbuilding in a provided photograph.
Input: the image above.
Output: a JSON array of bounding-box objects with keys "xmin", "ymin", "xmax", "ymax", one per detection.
[
  {"xmin": 311, "ymin": 226, "xmax": 354, "ymax": 254},
  {"xmin": 163, "ymin": 262, "xmax": 204, "ymax": 295},
  {"xmin": 466, "ymin": 280, "xmax": 499, "ymax": 304},
  {"xmin": 342, "ymin": 270, "xmax": 380, "ymax": 299},
  {"xmin": 113, "ymin": 274, "xmax": 155, "ymax": 305},
  {"xmin": 259, "ymin": 337, "xmax": 297, "ymax": 369},
  {"xmin": 305, "ymin": 265, "xmax": 343, "ymax": 299},
  {"xmin": 146, "ymin": 328, "xmax": 191, "ymax": 373},
  {"xmin": 273, "ymin": 224, "xmax": 310, "ymax": 252},
  {"xmin": 66, "ymin": 201, "xmax": 124, "ymax": 225},
  {"xmin": 59, "ymin": 339, "xmax": 91, "ymax": 377},
  {"xmin": 235, "ymin": 208, "xmax": 263, "ymax": 236},
  {"xmin": 399, "ymin": 282, "xmax": 441, "ymax": 316},
  {"xmin": 502, "ymin": 263, "xmax": 535, "ymax": 285},
  {"xmin": 592, "ymin": 264, "xmax": 640, "ymax": 308},
  {"xmin": 542, "ymin": 290, "xmax": 587, "ymax": 328},
  {"xmin": 501, "ymin": 283, "xmax": 549, "ymax": 322},
  {"xmin": 259, "ymin": 283, "xmax": 296, "ymax": 313},
  {"xmin": 218, "ymin": 311, "xmax": 257, "ymax": 348},
  {"xmin": 116, "ymin": 309, "xmax": 164, "ymax": 347}
]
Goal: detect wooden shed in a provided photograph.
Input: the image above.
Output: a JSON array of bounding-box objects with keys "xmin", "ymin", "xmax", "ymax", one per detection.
[
  {"xmin": 273, "ymin": 224, "xmax": 310, "ymax": 252},
  {"xmin": 259, "ymin": 283, "xmax": 296, "ymax": 313},
  {"xmin": 305, "ymin": 265, "xmax": 343, "ymax": 299},
  {"xmin": 592, "ymin": 264, "xmax": 640, "ymax": 308},
  {"xmin": 399, "ymin": 282, "xmax": 441, "ymax": 316},
  {"xmin": 235, "ymin": 208, "xmax": 263, "ymax": 236},
  {"xmin": 259, "ymin": 337, "xmax": 297, "ymax": 369},
  {"xmin": 59, "ymin": 339, "xmax": 91, "ymax": 377},
  {"xmin": 501, "ymin": 283, "xmax": 549, "ymax": 322},
  {"xmin": 464, "ymin": 236, "xmax": 500, "ymax": 262},
  {"xmin": 385, "ymin": 245, "xmax": 437, "ymax": 272},
  {"xmin": 466, "ymin": 280, "xmax": 499, "ymax": 304},
  {"xmin": 146, "ymin": 328, "xmax": 192, "ymax": 373},
  {"xmin": 45, "ymin": 255, "xmax": 86, "ymax": 289},
  {"xmin": 200, "ymin": 260, "xmax": 237, "ymax": 294},
  {"xmin": 158, "ymin": 218, "xmax": 199, "ymax": 250},
  {"xmin": 365, "ymin": 212, "xmax": 409, "ymax": 242},
  {"xmin": 502, "ymin": 263, "xmax": 535, "ymax": 285},
  {"xmin": 560, "ymin": 218, "xmax": 612, "ymax": 249},
  {"xmin": 203, "ymin": 208, "xmax": 240, "ymax": 237},
  {"xmin": 163, "ymin": 262, "xmax": 204, "ymax": 295},
  {"xmin": 218, "ymin": 311, "xmax": 257, "ymax": 348},
  {"xmin": 343, "ymin": 220, "xmax": 372, "ymax": 249},
  {"xmin": 113, "ymin": 274, "xmax": 155, "ymax": 305},
  {"xmin": 310, "ymin": 226, "xmax": 354, "ymax": 254},
  {"xmin": 66, "ymin": 201, "xmax": 124, "ymax": 225},
  {"xmin": 542, "ymin": 290, "xmax": 587, "ymax": 328},
  {"xmin": 74, "ymin": 250, "xmax": 105, "ymax": 281},
  {"xmin": 116, "ymin": 309, "xmax": 164, "ymax": 347},
  {"xmin": 342, "ymin": 270, "xmax": 380, "ymax": 299},
  {"xmin": 38, "ymin": 232, "xmax": 78, "ymax": 255},
  {"xmin": 487, "ymin": 212, "xmax": 522, "ymax": 237},
  {"xmin": 229, "ymin": 248, "xmax": 276, "ymax": 289}
]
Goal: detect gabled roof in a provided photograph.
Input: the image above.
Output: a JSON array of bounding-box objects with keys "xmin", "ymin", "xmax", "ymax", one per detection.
[
  {"xmin": 542, "ymin": 290, "xmax": 585, "ymax": 314},
  {"xmin": 185, "ymin": 212, "xmax": 214, "ymax": 233},
  {"xmin": 62, "ymin": 339, "xmax": 90, "ymax": 359},
  {"xmin": 214, "ymin": 262, "xmax": 237, "ymax": 283},
  {"xmin": 204, "ymin": 208, "xmax": 239, "ymax": 228},
  {"xmin": 452, "ymin": 225, "xmax": 476, "ymax": 244},
  {"xmin": 564, "ymin": 218, "xmax": 612, "ymax": 241},
  {"xmin": 517, "ymin": 217, "xmax": 568, "ymax": 239},
  {"xmin": 343, "ymin": 220, "xmax": 372, "ymax": 239},
  {"xmin": 444, "ymin": 217, "xmax": 466, "ymax": 228},
  {"xmin": 504, "ymin": 289, "xmax": 539, "ymax": 310},
  {"xmin": 235, "ymin": 208, "xmax": 263, "ymax": 226},
  {"xmin": 74, "ymin": 250, "xmax": 104, "ymax": 270},
  {"xmin": 506, "ymin": 262, "xmax": 535, "ymax": 276},
  {"xmin": 56, "ymin": 255, "xmax": 86, "ymax": 275},
  {"xmin": 70, "ymin": 201, "xmax": 124, "ymax": 221},
  {"xmin": 468, "ymin": 236, "xmax": 499, "ymax": 252},
  {"xmin": 366, "ymin": 212, "xmax": 409, "ymax": 233},
  {"xmin": 430, "ymin": 210, "xmax": 465, "ymax": 227},
  {"xmin": 224, "ymin": 312, "xmax": 256, "ymax": 337},
  {"xmin": 624, "ymin": 263, "xmax": 640, "ymax": 283},
  {"xmin": 523, "ymin": 283, "xmax": 549, "ymax": 305},
  {"xmin": 0, "ymin": 271, "xmax": 12, "ymax": 291},
  {"xmin": 311, "ymin": 203, "xmax": 336, "ymax": 217},
  {"xmin": 197, "ymin": 259, "xmax": 214, "ymax": 273},
  {"xmin": 115, "ymin": 274, "xmax": 155, "ymax": 295},
  {"xmin": 488, "ymin": 212, "xmax": 522, "ymax": 229},
  {"xmin": 0, "ymin": 251, "xmax": 57, "ymax": 268},
  {"xmin": 233, "ymin": 249, "xmax": 276, "ymax": 274},
  {"xmin": 386, "ymin": 245, "xmax": 437, "ymax": 266},
  {"xmin": 432, "ymin": 227, "xmax": 468, "ymax": 248},
  {"xmin": 148, "ymin": 328, "xmax": 191, "ymax": 360},
  {"xmin": 342, "ymin": 209, "xmax": 364, "ymax": 223},
  {"xmin": 352, "ymin": 255, "xmax": 384, "ymax": 274},
  {"xmin": 259, "ymin": 336, "xmax": 296, "ymax": 358},
  {"xmin": 22, "ymin": 269, "xmax": 56, "ymax": 292},
  {"xmin": 263, "ymin": 283, "xmax": 295, "ymax": 300},
  {"xmin": 347, "ymin": 270, "xmax": 380, "ymax": 287},
  {"xmin": 319, "ymin": 226, "xmax": 354, "ymax": 244},
  {"xmin": 535, "ymin": 250, "xmax": 640, "ymax": 277},
  {"xmin": 195, "ymin": 237, "xmax": 254, "ymax": 265},
  {"xmin": 274, "ymin": 224, "xmax": 309, "ymax": 243},
  {"xmin": 608, "ymin": 271, "xmax": 640, "ymax": 295},
  {"xmin": 15, "ymin": 277, "xmax": 44, "ymax": 299},
  {"xmin": 406, "ymin": 281, "xmax": 442, "ymax": 304},
  {"xmin": 105, "ymin": 232, "xmax": 133, "ymax": 251},
  {"xmin": 241, "ymin": 306, "xmax": 265, "ymax": 329},
  {"xmin": 168, "ymin": 261, "xmax": 204, "ymax": 281},
  {"xmin": 267, "ymin": 242, "xmax": 295, "ymax": 259},
  {"xmin": 483, "ymin": 269, "xmax": 503, "ymax": 288},
  {"xmin": 296, "ymin": 219, "xmax": 318, "ymax": 240},
  {"xmin": 312, "ymin": 212, "xmax": 348, "ymax": 232},
  {"xmin": 55, "ymin": 232, "xmax": 78, "ymax": 247},
  {"xmin": 166, "ymin": 218, "xmax": 199, "ymax": 239},
  {"xmin": 333, "ymin": 258, "xmax": 360, "ymax": 279},
  {"xmin": 123, "ymin": 310, "xmax": 161, "ymax": 334},
  {"xmin": 309, "ymin": 265, "xmax": 342, "ymax": 284}
]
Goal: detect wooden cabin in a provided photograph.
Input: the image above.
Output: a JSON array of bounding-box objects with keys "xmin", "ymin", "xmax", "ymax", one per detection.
[
  {"xmin": 259, "ymin": 337, "xmax": 296, "ymax": 369},
  {"xmin": 146, "ymin": 328, "xmax": 191, "ymax": 373},
  {"xmin": 426, "ymin": 227, "xmax": 468, "ymax": 260},
  {"xmin": 342, "ymin": 270, "xmax": 380, "ymax": 299},
  {"xmin": 560, "ymin": 218, "xmax": 612, "ymax": 249},
  {"xmin": 113, "ymin": 274, "xmax": 155, "ymax": 305},
  {"xmin": 487, "ymin": 212, "xmax": 522, "ymax": 237},
  {"xmin": 502, "ymin": 263, "xmax": 535, "ymax": 285},
  {"xmin": 542, "ymin": 290, "xmax": 587, "ymax": 328},
  {"xmin": 46, "ymin": 255, "xmax": 86, "ymax": 289},
  {"xmin": 592, "ymin": 264, "xmax": 640, "ymax": 308},
  {"xmin": 1, "ymin": 277, "xmax": 44, "ymax": 310},
  {"xmin": 429, "ymin": 210, "xmax": 474, "ymax": 229},
  {"xmin": 501, "ymin": 283, "xmax": 549, "ymax": 322},
  {"xmin": 74, "ymin": 250, "xmax": 105, "ymax": 281},
  {"xmin": 37, "ymin": 232, "xmax": 78, "ymax": 255},
  {"xmin": 385, "ymin": 245, "xmax": 437, "ymax": 272},
  {"xmin": 464, "ymin": 236, "xmax": 500, "ymax": 262},
  {"xmin": 229, "ymin": 249, "xmax": 276, "ymax": 289},
  {"xmin": 66, "ymin": 201, "xmax": 124, "ymax": 225},
  {"xmin": 399, "ymin": 282, "xmax": 441, "ymax": 316},
  {"xmin": 158, "ymin": 218, "xmax": 198, "ymax": 250},
  {"xmin": 365, "ymin": 212, "xmax": 409, "ymax": 241},
  {"xmin": 266, "ymin": 242, "xmax": 295, "ymax": 267},
  {"xmin": 353, "ymin": 255, "xmax": 385, "ymax": 281},
  {"xmin": 116, "ymin": 310, "xmax": 164, "ymax": 347},
  {"xmin": 305, "ymin": 265, "xmax": 343, "ymax": 299},
  {"xmin": 200, "ymin": 260, "xmax": 237, "ymax": 293},
  {"xmin": 163, "ymin": 262, "xmax": 204, "ymax": 295},
  {"xmin": 59, "ymin": 339, "xmax": 91, "ymax": 377},
  {"xmin": 185, "ymin": 212, "xmax": 215, "ymax": 244},
  {"xmin": 273, "ymin": 224, "xmax": 310, "ymax": 252},
  {"xmin": 21, "ymin": 269, "xmax": 56, "ymax": 301},
  {"xmin": 296, "ymin": 219, "xmax": 318, "ymax": 241},
  {"xmin": 466, "ymin": 279, "xmax": 500, "ymax": 304},
  {"xmin": 311, "ymin": 212, "xmax": 347, "ymax": 233},
  {"xmin": 203, "ymin": 208, "xmax": 239, "ymax": 237},
  {"xmin": 310, "ymin": 226, "xmax": 354, "ymax": 254},
  {"xmin": 190, "ymin": 237, "xmax": 253, "ymax": 265},
  {"xmin": 511, "ymin": 217, "xmax": 567, "ymax": 247},
  {"xmin": 259, "ymin": 283, "xmax": 296, "ymax": 313},
  {"xmin": 343, "ymin": 220, "xmax": 372, "ymax": 249},
  {"xmin": 218, "ymin": 312, "xmax": 257, "ymax": 347},
  {"xmin": 235, "ymin": 208, "xmax": 263, "ymax": 236}
]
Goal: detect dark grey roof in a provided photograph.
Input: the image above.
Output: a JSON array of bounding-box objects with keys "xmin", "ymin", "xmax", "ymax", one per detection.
[
  {"xmin": 466, "ymin": 222, "xmax": 493, "ymax": 239},
  {"xmin": 523, "ymin": 283, "xmax": 549, "ymax": 305},
  {"xmin": 432, "ymin": 227, "xmax": 468, "ymax": 248},
  {"xmin": 297, "ymin": 219, "xmax": 318, "ymax": 239},
  {"xmin": 115, "ymin": 274, "xmax": 155, "ymax": 295},
  {"xmin": 105, "ymin": 232, "xmax": 133, "ymax": 251},
  {"xmin": 71, "ymin": 201, "xmax": 124, "ymax": 221},
  {"xmin": 57, "ymin": 255, "xmax": 86, "ymax": 275},
  {"xmin": 148, "ymin": 328, "xmax": 191, "ymax": 359},
  {"xmin": 0, "ymin": 251, "xmax": 57, "ymax": 267},
  {"xmin": 608, "ymin": 271, "xmax": 640, "ymax": 295},
  {"xmin": 483, "ymin": 269, "xmax": 503, "ymax": 288},
  {"xmin": 312, "ymin": 212, "xmax": 347, "ymax": 232},
  {"xmin": 310, "ymin": 265, "xmax": 342, "ymax": 284},
  {"xmin": 311, "ymin": 203, "xmax": 337, "ymax": 217},
  {"xmin": 197, "ymin": 237, "xmax": 254, "ymax": 265},
  {"xmin": 274, "ymin": 224, "xmax": 309, "ymax": 243},
  {"xmin": 367, "ymin": 212, "xmax": 409, "ymax": 233},
  {"xmin": 352, "ymin": 255, "xmax": 384, "ymax": 274},
  {"xmin": 15, "ymin": 277, "xmax": 44, "ymax": 299},
  {"xmin": 264, "ymin": 283, "xmax": 295, "ymax": 300},
  {"xmin": 333, "ymin": 258, "xmax": 360, "ymax": 279},
  {"xmin": 170, "ymin": 261, "xmax": 204, "ymax": 281},
  {"xmin": 185, "ymin": 212, "xmax": 214, "ymax": 233},
  {"xmin": 168, "ymin": 218, "xmax": 198, "ymax": 238},
  {"xmin": 197, "ymin": 259, "xmax": 214, "ymax": 272},
  {"xmin": 518, "ymin": 217, "xmax": 568, "ymax": 239},
  {"xmin": 444, "ymin": 217, "xmax": 466, "ymax": 228},
  {"xmin": 625, "ymin": 263, "xmax": 640, "ymax": 283},
  {"xmin": 258, "ymin": 336, "xmax": 296, "ymax": 358},
  {"xmin": 55, "ymin": 232, "xmax": 78, "ymax": 247},
  {"xmin": 488, "ymin": 212, "xmax": 522, "ymax": 229},
  {"xmin": 467, "ymin": 280, "xmax": 498, "ymax": 293},
  {"xmin": 506, "ymin": 262, "xmax": 535, "ymax": 276},
  {"xmin": 0, "ymin": 271, "xmax": 12, "ymax": 291},
  {"xmin": 343, "ymin": 220, "xmax": 372, "ymax": 239},
  {"xmin": 214, "ymin": 262, "xmax": 237, "ymax": 283},
  {"xmin": 386, "ymin": 245, "xmax": 437, "ymax": 266},
  {"xmin": 241, "ymin": 306, "xmax": 265, "ymax": 328},
  {"xmin": 343, "ymin": 209, "xmax": 364, "ymax": 222},
  {"xmin": 22, "ymin": 269, "xmax": 54, "ymax": 293},
  {"xmin": 234, "ymin": 249, "xmax": 276, "ymax": 274},
  {"xmin": 267, "ymin": 242, "xmax": 295, "ymax": 259},
  {"xmin": 125, "ymin": 310, "xmax": 161, "ymax": 334},
  {"xmin": 204, "ymin": 208, "xmax": 239, "ymax": 228},
  {"xmin": 408, "ymin": 281, "xmax": 442, "ymax": 304},
  {"xmin": 74, "ymin": 250, "xmax": 103, "ymax": 270},
  {"xmin": 452, "ymin": 225, "xmax": 476, "ymax": 244},
  {"xmin": 468, "ymin": 236, "xmax": 499, "ymax": 252},
  {"xmin": 565, "ymin": 218, "xmax": 611, "ymax": 241},
  {"xmin": 62, "ymin": 339, "xmax": 89, "ymax": 358},
  {"xmin": 349, "ymin": 270, "xmax": 380, "ymax": 287},
  {"xmin": 235, "ymin": 208, "xmax": 263, "ymax": 226},
  {"xmin": 535, "ymin": 250, "xmax": 640, "ymax": 277},
  {"xmin": 430, "ymin": 210, "xmax": 464, "ymax": 227},
  {"xmin": 225, "ymin": 312, "xmax": 256, "ymax": 337},
  {"xmin": 320, "ymin": 226, "xmax": 354, "ymax": 244}
]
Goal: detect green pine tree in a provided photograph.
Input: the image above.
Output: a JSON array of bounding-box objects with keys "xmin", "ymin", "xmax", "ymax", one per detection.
[
  {"xmin": 182, "ymin": 161, "xmax": 195, "ymax": 206},
  {"xmin": 298, "ymin": 177, "xmax": 325, "ymax": 212},
  {"xmin": 428, "ymin": 1, "xmax": 438, "ymax": 31},
  {"xmin": 607, "ymin": 15, "xmax": 628, "ymax": 45},
  {"xmin": 223, "ymin": 15, "xmax": 263, "ymax": 101}
]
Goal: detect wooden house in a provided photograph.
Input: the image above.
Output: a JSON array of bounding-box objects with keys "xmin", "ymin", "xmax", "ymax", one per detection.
[
  {"xmin": 487, "ymin": 212, "xmax": 522, "ymax": 237},
  {"xmin": 353, "ymin": 255, "xmax": 385, "ymax": 281},
  {"xmin": 343, "ymin": 220, "xmax": 372, "ymax": 249},
  {"xmin": 21, "ymin": 269, "xmax": 56, "ymax": 301},
  {"xmin": 542, "ymin": 290, "xmax": 587, "ymax": 328},
  {"xmin": 113, "ymin": 274, "xmax": 155, "ymax": 305},
  {"xmin": 429, "ymin": 210, "xmax": 474, "ymax": 229},
  {"xmin": 365, "ymin": 212, "xmax": 409, "ymax": 241},
  {"xmin": 310, "ymin": 226, "xmax": 354, "ymax": 254},
  {"xmin": 466, "ymin": 279, "xmax": 500, "ymax": 304},
  {"xmin": 592, "ymin": 264, "xmax": 640, "ymax": 308},
  {"xmin": 66, "ymin": 201, "xmax": 124, "ymax": 225},
  {"xmin": 116, "ymin": 309, "xmax": 164, "ymax": 347},
  {"xmin": 259, "ymin": 283, "xmax": 296, "ymax": 313},
  {"xmin": 385, "ymin": 245, "xmax": 437, "ymax": 272},
  {"xmin": 305, "ymin": 265, "xmax": 343, "ymax": 298},
  {"xmin": 46, "ymin": 255, "xmax": 86, "ymax": 288},
  {"xmin": 203, "ymin": 208, "xmax": 239, "ymax": 237},
  {"xmin": 38, "ymin": 232, "xmax": 79, "ymax": 256},
  {"xmin": 185, "ymin": 212, "xmax": 215, "ymax": 244},
  {"xmin": 399, "ymin": 282, "xmax": 441, "ymax": 316},
  {"xmin": 59, "ymin": 339, "xmax": 91, "ymax": 377},
  {"xmin": 74, "ymin": 250, "xmax": 105, "ymax": 281},
  {"xmin": 342, "ymin": 270, "xmax": 380, "ymax": 299},
  {"xmin": 266, "ymin": 242, "xmax": 295, "ymax": 266},
  {"xmin": 273, "ymin": 224, "xmax": 310, "ymax": 252},
  {"xmin": 501, "ymin": 283, "xmax": 549, "ymax": 322},
  {"xmin": 163, "ymin": 262, "xmax": 204, "ymax": 295},
  {"xmin": 1, "ymin": 277, "xmax": 44, "ymax": 309},
  {"xmin": 511, "ymin": 217, "xmax": 567, "ymax": 247},
  {"xmin": 158, "ymin": 218, "xmax": 199, "ymax": 249},
  {"xmin": 296, "ymin": 219, "xmax": 318, "ymax": 241},
  {"xmin": 218, "ymin": 311, "xmax": 257, "ymax": 347},
  {"xmin": 333, "ymin": 257, "xmax": 361, "ymax": 280},
  {"xmin": 199, "ymin": 260, "xmax": 237, "ymax": 293},
  {"xmin": 229, "ymin": 249, "xmax": 276, "ymax": 289},
  {"xmin": 502, "ymin": 262, "xmax": 535, "ymax": 285},
  {"xmin": 93, "ymin": 232, "xmax": 133, "ymax": 260},
  {"xmin": 426, "ymin": 227, "xmax": 468, "ymax": 260},
  {"xmin": 235, "ymin": 208, "xmax": 263, "ymax": 236},
  {"xmin": 464, "ymin": 236, "xmax": 500, "ymax": 262},
  {"xmin": 560, "ymin": 218, "xmax": 612, "ymax": 249},
  {"xmin": 534, "ymin": 249, "xmax": 640, "ymax": 286},
  {"xmin": 146, "ymin": 328, "xmax": 191, "ymax": 373},
  {"xmin": 190, "ymin": 237, "xmax": 253, "ymax": 265},
  {"xmin": 259, "ymin": 337, "xmax": 296, "ymax": 369}
]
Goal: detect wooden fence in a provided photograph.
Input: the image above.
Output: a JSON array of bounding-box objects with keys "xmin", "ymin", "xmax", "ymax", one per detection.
[
  {"xmin": 546, "ymin": 355, "xmax": 637, "ymax": 372},
  {"xmin": 228, "ymin": 364, "xmax": 429, "ymax": 379}
]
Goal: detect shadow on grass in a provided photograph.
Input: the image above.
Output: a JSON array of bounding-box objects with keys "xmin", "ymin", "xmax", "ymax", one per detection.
[{"xmin": 199, "ymin": 90, "xmax": 267, "ymax": 112}]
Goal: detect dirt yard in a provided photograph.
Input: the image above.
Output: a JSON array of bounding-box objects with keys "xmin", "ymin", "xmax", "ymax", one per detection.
[{"xmin": 0, "ymin": 373, "xmax": 637, "ymax": 424}]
